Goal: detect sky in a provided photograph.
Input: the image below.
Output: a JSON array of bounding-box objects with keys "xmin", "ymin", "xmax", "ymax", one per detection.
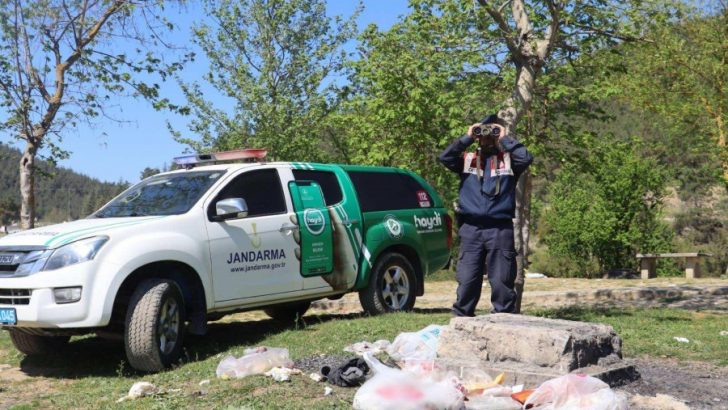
[{"xmin": 2, "ymin": 0, "xmax": 410, "ymax": 184}]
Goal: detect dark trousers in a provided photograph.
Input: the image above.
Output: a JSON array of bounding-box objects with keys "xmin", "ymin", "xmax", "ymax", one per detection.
[{"xmin": 453, "ymin": 220, "xmax": 517, "ymax": 316}]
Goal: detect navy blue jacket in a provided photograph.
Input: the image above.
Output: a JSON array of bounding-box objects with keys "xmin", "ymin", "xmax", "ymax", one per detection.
[{"xmin": 439, "ymin": 135, "xmax": 533, "ymax": 221}]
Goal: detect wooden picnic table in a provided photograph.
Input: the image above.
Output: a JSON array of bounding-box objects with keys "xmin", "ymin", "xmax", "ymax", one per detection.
[{"xmin": 636, "ymin": 252, "xmax": 713, "ymax": 279}]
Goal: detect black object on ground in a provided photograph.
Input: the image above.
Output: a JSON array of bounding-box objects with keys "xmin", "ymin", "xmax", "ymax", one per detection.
[{"xmin": 320, "ymin": 358, "xmax": 370, "ymax": 387}]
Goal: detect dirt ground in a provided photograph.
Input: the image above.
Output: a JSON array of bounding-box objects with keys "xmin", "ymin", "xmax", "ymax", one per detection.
[
  {"xmin": 623, "ymin": 358, "xmax": 728, "ymax": 409},
  {"xmin": 309, "ymin": 277, "xmax": 728, "ymax": 314}
]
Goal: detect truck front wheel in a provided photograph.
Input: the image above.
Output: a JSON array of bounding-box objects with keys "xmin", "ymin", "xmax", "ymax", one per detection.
[
  {"xmin": 124, "ymin": 279, "xmax": 186, "ymax": 372},
  {"xmin": 359, "ymin": 252, "xmax": 417, "ymax": 315},
  {"xmin": 9, "ymin": 330, "xmax": 69, "ymax": 355}
]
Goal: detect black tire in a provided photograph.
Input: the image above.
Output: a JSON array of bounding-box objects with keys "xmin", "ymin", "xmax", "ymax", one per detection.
[
  {"xmin": 124, "ymin": 279, "xmax": 186, "ymax": 372},
  {"xmin": 263, "ymin": 301, "xmax": 311, "ymax": 322},
  {"xmin": 359, "ymin": 252, "xmax": 417, "ymax": 315},
  {"xmin": 9, "ymin": 330, "xmax": 70, "ymax": 355}
]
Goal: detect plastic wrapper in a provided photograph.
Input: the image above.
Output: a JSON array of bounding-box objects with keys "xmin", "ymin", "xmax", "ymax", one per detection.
[
  {"xmin": 353, "ymin": 353, "xmax": 465, "ymax": 410},
  {"xmin": 386, "ymin": 325, "xmax": 444, "ymax": 362},
  {"xmin": 524, "ymin": 374, "xmax": 628, "ymax": 410},
  {"xmin": 216, "ymin": 347, "xmax": 293, "ymax": 379},
  {"xmin": 344, "ymin": 339, "xmax": 391, "ymax": 355},
  {"xmin": 465, "ymin": 395, "xmax": 522, "ymax": 410}
]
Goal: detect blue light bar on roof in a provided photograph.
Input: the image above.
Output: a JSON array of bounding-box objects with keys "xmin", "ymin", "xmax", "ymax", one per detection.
[{"xmin": 173, "ymin": 149, "xmax": 267, "ymax": 168}]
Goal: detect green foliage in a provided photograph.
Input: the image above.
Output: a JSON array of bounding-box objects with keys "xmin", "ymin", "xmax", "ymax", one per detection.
[
  {"xmin": 0, "ymin": 143, "xmax": 125, "ymax": 223},
  {"xmin": 0, "ymin": 196, "xmax": 18, "ymax": 226},
  {"xmin": 176, "ymin": 0, "xmax": 359, "ymax": 161},
  {"xmin": 608, "ymin": 1, "xmax": 727, "ymax": 189},
  {"xmin": 539, "ymin": 139, "xmax": 673, "ymax": 276},
  {"xmin": 673, "ymin": 196, "xmax": 728, "ymax": 276},
  {"xmin": 339, "ymin": 0, "xmax": 506, "ymax": 204}
]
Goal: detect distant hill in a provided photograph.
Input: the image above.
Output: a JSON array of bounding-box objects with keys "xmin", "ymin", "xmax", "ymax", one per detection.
[{"xmin": 0, "ymin": 143, "xmax": 127, "ymax": 223}]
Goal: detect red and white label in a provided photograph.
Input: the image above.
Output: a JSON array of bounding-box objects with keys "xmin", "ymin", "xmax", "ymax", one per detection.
[{"xmin": 416, "ymin": 190, "xmax": 431, "ymax": 208}]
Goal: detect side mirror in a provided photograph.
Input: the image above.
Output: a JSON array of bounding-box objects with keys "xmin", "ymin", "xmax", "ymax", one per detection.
[{"xmin": 213, "ymin": 198, "xmax": 249, "ymax": 222}]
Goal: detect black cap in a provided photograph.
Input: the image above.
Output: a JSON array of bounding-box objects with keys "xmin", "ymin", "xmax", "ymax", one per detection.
[{"xmin": 481, "ymin": 114, "xmax": 499, "ymax": 124}]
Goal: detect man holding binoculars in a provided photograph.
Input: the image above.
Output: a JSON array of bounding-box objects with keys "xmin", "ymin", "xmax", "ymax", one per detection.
[{"xmin": 438, "ymin": 114, "xmax": 533, "ymax": 316}]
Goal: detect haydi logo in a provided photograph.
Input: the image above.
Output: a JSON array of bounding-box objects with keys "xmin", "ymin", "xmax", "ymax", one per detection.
[
  {"xmin": 303, "ymin": 209, "xmax": 326, "ymax": 235},
  {"xmin": 414, "ymin": 213, "xmax": 442, "ymax": 231}
]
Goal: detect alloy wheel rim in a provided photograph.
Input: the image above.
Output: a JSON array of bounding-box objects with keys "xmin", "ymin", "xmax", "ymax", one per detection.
[
  {"xmin": 381, "ymin": 265, "xmax": 410, "ymax": 310},
  {"xmin": 157, "ymin": 297, "xmax": 180, "ymax": 355}
]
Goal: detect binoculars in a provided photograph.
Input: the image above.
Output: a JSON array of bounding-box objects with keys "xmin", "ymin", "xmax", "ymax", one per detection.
[{"xmin": 473, "ymin": 124, "xmax": 501, "ymax": 138}]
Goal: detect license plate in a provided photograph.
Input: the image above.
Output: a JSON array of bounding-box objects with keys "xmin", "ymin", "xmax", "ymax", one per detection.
[{"xmin": 0, "ymin": 308, "xmax": 17, "ymax": 325}]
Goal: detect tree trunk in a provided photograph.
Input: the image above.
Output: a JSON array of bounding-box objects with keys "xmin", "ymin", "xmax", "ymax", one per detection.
[
  {"xmin": 19, "ymin": 142, "xmax": 38, "ymax": 229},
  {"xmin": 513, "ymin": 170, "xmax": 532, "ymax": 313},
  {"xmin": 500, "ymin": 63, "xmax": 537, "ymax": 313}
]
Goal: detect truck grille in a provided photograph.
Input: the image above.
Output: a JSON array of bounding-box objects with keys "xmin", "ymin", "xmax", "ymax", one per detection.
[
  {"xmin": 0, "ymin": 289, "xmax": 31, "ymax": 305},
  {"xmin": 0, "ymin": 247, "xmax": 46, "ymax": 277}
]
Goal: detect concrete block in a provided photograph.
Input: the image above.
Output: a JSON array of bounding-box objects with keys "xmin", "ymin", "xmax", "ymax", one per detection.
[{"xmin": 437, "ymin": 314, "xmax": 640, "ymax": 387}]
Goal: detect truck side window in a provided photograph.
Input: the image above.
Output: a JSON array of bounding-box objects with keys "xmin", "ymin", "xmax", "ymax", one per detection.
[
  {"xmin": 347, "ymin": 171, "xmax": 425, "ymax": 212},
  {"xmin": 292, "ymin": 169, "xmax": 343, "ymax": 206},
  {"xmin": 210, "ymin": 169, "xmax": 286, "ymax": 218}
]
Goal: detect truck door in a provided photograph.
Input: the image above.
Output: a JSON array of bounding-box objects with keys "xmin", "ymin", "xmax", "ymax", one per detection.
[
  {"xmin": 206, "ymin": 168, "xmax": 301, "ymax": 304},
  {"xmin": 288, "ymin": 181, "xmax": 334, "ymax": 277}
]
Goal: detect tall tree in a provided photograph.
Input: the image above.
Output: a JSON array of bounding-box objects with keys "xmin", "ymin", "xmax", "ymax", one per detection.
[
  {"xmin": 175, "ymin": 0, "xmax": 358, "ymax": 160},
  {"xmin": 473, "ymin": 0, "xmax": 672, "ymax": 311},
  {"xmin": 0, "ymin": 0, "xmax": 184, "ymax": 228}
]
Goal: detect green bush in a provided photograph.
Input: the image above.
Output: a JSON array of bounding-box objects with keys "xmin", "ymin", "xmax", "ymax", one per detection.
[{"xmin": 539, "ymin": 139, "xmax": 673, "ymax": 275}]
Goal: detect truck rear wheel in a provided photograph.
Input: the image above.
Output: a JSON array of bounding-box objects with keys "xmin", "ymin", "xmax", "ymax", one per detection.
[
  {"xmin": 359, "ymin": 252, "xmax": 417, "ymax": 315},
  {"xmin": 264, "ymin": 301, "xmax": 311, "ymax": 322},
  {"xmin": 9, "ymin": 330, "xmax": 70, "ymax": 355},
  {"xmin": 124, "ymin": 279, "xmax": 186, "ymax": 372}
]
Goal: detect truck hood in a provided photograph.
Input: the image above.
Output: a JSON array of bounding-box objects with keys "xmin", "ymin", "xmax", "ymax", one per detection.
[{"xmin": 0, "ymin": 216, "xmax": 165, "ymax": 249}]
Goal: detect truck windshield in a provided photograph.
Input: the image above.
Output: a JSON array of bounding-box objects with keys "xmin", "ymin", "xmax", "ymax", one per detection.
[{"xmin": 94, "ymin": 171, "xmax": 225, "ymax": 218}]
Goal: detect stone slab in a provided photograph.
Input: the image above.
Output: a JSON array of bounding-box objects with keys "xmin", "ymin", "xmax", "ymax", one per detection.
[
  {"xmin": 439, "ymin": 357, "xmax": 639, "ymax": 388},
  {"xmin": 436, "ymin": 313, "xmax": 640, "ymax": 387}
]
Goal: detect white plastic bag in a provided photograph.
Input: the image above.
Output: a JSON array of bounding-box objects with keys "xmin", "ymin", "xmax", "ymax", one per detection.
[
  {"xmin": 524, "ymin": 374, "xmax": 628, "ymax": 410},
  {"xmin": 386, "ymin": 324, "xmax": 444, "ymax": 362},
  {"xmin": 216, "ymin": 347, "xmax": 292, "ymax": 379},
  {"xmin": 353, "ymin": 353, "xmax": 465, "ymax": 410},
  {"xmin": 465, "ymin": 395, "xmax": 521, "ymax": 410}
]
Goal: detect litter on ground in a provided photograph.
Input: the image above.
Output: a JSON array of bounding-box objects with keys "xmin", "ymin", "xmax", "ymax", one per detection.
[
  {"xmin": 321, "ymin": 357, "xmax": 370, "ymax": 387},
  {"xmin": 116, "ymin": 381, "xmax": 156, "ymax": 403},
  {"xmin": 265, "ymin": 367, "xmax": 302, "ymax": 382},
  {"xmin": 344, "ymin": 340, "xmax": 391, "ymax": 355},
  {"xmin": 216, "ymin": 347, "xmax": 293, "ymax": 379},
  {"xmin": 673, "ymin": 337, "xmax": 690, "ymax": 343}
]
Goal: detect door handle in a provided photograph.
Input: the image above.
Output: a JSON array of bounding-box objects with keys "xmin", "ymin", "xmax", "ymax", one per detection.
[{"xmin": 279, "ymin": 224, "xmax": 299, "ymax": 233}]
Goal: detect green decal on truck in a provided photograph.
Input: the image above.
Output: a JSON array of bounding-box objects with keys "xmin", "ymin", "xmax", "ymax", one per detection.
[{"xmin": 288, "ymin": 181, "xmax": 334, "ymax": 277}]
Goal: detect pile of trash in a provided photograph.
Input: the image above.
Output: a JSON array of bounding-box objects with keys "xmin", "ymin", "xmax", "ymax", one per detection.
[{"xmin": 214, "ymin": 325, "xmax": 629, "ymax": 409}]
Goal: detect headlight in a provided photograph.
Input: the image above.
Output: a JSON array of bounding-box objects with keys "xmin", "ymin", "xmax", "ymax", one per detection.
[
  {"xmin": 14, "ymin": 236, "xmax": 109, "ymax": 276},
  {"xmin": 44, "ymin": 236, "xmax": 109, "ymax": 271}
]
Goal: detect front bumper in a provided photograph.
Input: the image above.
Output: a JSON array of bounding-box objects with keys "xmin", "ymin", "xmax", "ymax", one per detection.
[{"xmin": 0, "ymin": 262, "xmax": 101, "ymax": 328}]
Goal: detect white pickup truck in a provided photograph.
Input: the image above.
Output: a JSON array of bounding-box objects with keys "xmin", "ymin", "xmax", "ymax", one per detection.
[{"xmin": 0, "ymin": 151, "xmax": 451, "ymax": 371}]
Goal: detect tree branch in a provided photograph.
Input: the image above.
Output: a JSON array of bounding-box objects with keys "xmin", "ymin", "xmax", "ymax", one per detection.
[
  {"xmin": 475, "ymin": 0, "xmax": 523, "ymax": 60},
  {"xmin": 536, "ymin": 0, "xmax": 561, "ymax": 60},
  {"xmin": 571, "ymin": 22, "xmax": 655, "ymax": 44}
]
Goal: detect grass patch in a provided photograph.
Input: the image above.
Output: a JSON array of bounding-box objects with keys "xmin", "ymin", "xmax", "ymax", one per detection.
[
  {"xmin": 530, "ymin": 306, "xmax": 728, "ymax": 366},
  {"xmin": 0, "ymin": 307, "xmax": 725, "ymax": 408},
  {"xmin": 425, "ymin": 269, "xmax": 456, "ymax": 282}
]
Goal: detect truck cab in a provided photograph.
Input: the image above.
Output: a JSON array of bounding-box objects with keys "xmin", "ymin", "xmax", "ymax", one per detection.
[{"xmin": 0, "ymin": 151, "xmax": 451, "ymax": 371}]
